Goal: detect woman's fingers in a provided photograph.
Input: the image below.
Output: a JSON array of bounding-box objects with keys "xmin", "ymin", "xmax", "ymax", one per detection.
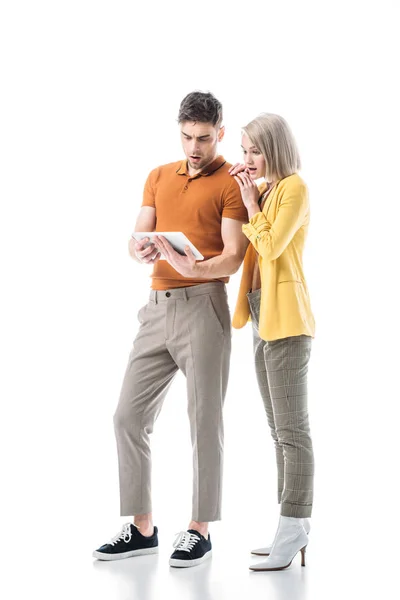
[
  {"xmin": 242, "ymin": 171, "xmax": 256, "ymax": 186},
  {"xmin": 236, "ymin": 172, "xmax": 250, "ymax": 187},
  {"xmin": 233, "ymin": 175, "xmax": 244, "ymax": 188},
  {"xmin": 229, "ymin": 163, "xmax": 246, "ymax": 175}
]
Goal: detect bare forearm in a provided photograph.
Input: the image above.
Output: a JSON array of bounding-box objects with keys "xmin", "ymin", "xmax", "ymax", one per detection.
[
  {"xmin": 194, "ymin": 252, "xmax": 242, "ymax": 279},
  {"xmin": 129, "ymin": 206, "xmax": 158, "ymax": 265}
]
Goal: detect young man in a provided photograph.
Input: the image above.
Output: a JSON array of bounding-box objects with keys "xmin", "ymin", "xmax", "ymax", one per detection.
[{"xmin": 93, "ymin": 92, "xmax": 249, "ymax": 568}]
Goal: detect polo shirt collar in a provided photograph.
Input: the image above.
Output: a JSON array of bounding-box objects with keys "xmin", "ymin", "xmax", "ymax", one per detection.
[{"xmin": 176, "ymin": 155, "xmax": 226, "ymax": 177}]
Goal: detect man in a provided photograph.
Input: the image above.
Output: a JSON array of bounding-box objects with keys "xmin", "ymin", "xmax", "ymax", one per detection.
[{"xmin": 93, "ymin": 92, "xmax": 249, "ymax": 568}]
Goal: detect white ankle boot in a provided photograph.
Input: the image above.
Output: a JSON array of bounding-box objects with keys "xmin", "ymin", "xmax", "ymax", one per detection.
[
  {"xmin": 251, "ymin": 517, "xmax": 310, "ymax": 556},
  {"xmin": 250, "ymin": 516, "xmax": 309, "ymax": 571}
]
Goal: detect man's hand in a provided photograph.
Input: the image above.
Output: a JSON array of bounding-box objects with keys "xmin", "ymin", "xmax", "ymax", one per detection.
[
  {"xmin": 153, "ymin": 236, "xmax": 198, "ymax": 277},
  {"xmin": 129, "ymin": 237, "xmax": 161, "ymax": 264}
]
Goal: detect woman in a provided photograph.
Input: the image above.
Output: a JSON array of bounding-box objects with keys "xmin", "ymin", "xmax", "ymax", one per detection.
[{"xmin": 229, "ymin": 113, "xmax": 315, "ymax": 572}]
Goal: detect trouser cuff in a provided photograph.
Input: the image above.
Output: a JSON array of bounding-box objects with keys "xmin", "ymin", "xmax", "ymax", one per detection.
[{"xmin": 280, "ymin": 502, "xmax": 312, "ymax": 518}]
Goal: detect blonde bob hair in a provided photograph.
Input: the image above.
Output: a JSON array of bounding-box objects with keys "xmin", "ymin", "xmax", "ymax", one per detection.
[{"xmin": 242, "ymin": 113, "xmax": 301, "ymax": 181}]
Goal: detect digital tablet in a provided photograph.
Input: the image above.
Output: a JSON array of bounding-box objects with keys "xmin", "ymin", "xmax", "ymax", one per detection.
[{"xmin": 131, "ymin": 232, "xmax": 204, "ymax": 261}]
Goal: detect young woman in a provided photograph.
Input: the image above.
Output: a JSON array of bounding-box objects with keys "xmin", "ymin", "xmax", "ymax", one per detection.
[{"xmin": 229, "ymin": 113, "xmax": 315, "ymax": 572}]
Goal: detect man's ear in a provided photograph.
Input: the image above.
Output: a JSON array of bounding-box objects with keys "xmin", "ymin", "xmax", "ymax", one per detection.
[{"xmin": 218, "ymin": 125, "xmax": 225, "ymax": 142}]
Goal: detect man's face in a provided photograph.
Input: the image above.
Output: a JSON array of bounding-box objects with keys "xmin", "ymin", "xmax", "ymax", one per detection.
[{"xmin": 180, "ymin": 121, "xmax": 224, "ymax": 171}]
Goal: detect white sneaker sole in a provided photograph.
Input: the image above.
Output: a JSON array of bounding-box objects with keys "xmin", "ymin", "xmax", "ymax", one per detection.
[
  {"xmin": 169, "ymin": 550, "xmax": 212, "ymax": 568},
  {"xmin": 93, "ymin": 546, "xmax": 159, "ymax": 561}
]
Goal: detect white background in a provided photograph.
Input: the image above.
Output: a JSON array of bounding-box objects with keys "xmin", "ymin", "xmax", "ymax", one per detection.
[{"xmin": 1, "ymin": 1, "xmax": 399, "ymax": 599}]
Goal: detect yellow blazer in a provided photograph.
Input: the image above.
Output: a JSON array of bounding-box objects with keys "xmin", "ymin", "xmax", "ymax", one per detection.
[{"xmin": 232, "ymin": 173, "xmax": 315, "ymax": 341}]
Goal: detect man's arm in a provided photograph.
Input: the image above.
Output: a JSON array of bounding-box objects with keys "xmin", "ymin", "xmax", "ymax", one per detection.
[
  {"xmin": 154, "ymin": 217, "xmax": 249, "ymax": 278},
  {"xmin": 195, "ymin": 217, "xmax": 249, "ymax": 278},
  {"xmin": 128, "ymin": 206, "xmax": 160, "ymax": 264}
]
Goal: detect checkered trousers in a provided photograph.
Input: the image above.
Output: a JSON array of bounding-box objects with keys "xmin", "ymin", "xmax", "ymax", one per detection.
[{"xmin": 247, "ymin": 288, "xmax": 314, "ymax": 518}]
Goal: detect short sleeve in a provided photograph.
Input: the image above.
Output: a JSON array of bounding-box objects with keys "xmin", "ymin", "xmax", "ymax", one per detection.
[
  {"xmin": 221, "ymin": 178, "xmax": 248, "ymax": 222},
  {"xmin": 141, "ymin": 167, "xmax": 159, "ymax": 208}
]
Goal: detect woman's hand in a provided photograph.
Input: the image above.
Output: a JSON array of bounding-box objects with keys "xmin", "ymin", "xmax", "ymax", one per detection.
[
  {"xmin": 228, "ymin": 163, "xmax": 248, "ymax": 176},
  {"xmin": 233, "ymin": 171, "xmax": 260, "ymax": 211},
  {"xmin": 153, "ymin": 236, "xmax": 198, "ymax": 277}
]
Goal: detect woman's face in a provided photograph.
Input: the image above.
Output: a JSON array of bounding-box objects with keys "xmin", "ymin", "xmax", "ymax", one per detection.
[{"xmin": 241, "ymin": 133, "xmax": 266, "ymax": 180}]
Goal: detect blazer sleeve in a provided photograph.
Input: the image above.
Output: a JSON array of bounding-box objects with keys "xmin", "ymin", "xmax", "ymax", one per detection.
[{"xmin": 242, "ymin": 180, "xmax": 308, "ymax": 261}]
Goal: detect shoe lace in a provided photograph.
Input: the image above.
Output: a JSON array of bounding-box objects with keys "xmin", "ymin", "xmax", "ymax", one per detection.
[
  {"xmin": 109, "ymin": 523, "xmax": 132, "ymax": 546},
  {"xmin": 173, "ymin": 531, "xmax": 200, "ymax": 553}
]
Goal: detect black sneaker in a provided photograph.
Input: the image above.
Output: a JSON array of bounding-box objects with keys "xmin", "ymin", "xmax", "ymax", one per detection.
[
  {"xmin": 93, "ymin": 523, "xmax": 158, "ymax": 561},
  {"xmin": 169, "ymin": 529, "xmax": 212, "ymax": 568}
]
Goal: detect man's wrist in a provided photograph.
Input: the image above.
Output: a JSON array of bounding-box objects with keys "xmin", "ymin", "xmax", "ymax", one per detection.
[
  {"xmin": 189, "ymin": 261, "xmax": 202, "ymax": 278},
  {"xmin": 184, "ymin": 262, "xmax": 202, "ymax": 279}
]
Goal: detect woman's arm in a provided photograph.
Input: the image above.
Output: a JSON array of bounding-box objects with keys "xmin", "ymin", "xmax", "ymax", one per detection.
[{"xmin": 243, "ymin": 182, "xmax": 308, "ymax": 261}]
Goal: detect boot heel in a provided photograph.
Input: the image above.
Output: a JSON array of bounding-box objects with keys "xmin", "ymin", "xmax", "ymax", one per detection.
[{"xmin": 300, "ymin": 546, "xmax": 307, "ymax": 567}]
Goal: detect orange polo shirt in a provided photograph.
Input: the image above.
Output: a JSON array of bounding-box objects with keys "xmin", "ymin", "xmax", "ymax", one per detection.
[{"xmin": 141, "ymin": 155, "xmax": 248, "ymax": 290}]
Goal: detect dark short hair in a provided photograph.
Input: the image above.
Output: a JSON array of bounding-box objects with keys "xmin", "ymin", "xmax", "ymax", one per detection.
[{"xmin": 178, "ymin": 91, "xmax": 223, "ymax": 127}]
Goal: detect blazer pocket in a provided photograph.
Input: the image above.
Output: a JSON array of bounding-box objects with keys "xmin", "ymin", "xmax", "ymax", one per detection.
[
  {"xmin": 277, "ymin": 272, "xmax": 303, "ymax": 284},
  {"xmin": 277, "ymin": 279, "xmax": 303, "ymax": 284}
]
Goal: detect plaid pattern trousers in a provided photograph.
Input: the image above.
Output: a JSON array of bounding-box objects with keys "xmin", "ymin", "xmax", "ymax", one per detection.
[{"xmin": 247, "ymin": 288, "xmax": 314, "ymax": 518}]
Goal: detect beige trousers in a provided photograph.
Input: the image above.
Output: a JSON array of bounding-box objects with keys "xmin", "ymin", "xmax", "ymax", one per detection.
[{"xmin": 113, "ymin": 282, "xmax": 231, "ymax": 522}]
